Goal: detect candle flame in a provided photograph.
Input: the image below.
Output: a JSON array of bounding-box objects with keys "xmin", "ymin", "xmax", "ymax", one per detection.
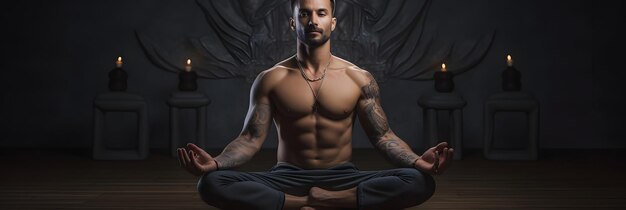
[
  {"xmin": 184, "ymin": 59, "xmax": 193, "ymax": 72},
  {"xmin": 441, "ymin": 63, "xmax": 447, "ymax": 72},
  {"xmin": 115, "ymin": 56, "xmax": 123, "ymax": 68},
  {"xmin": 506, "ymin": 54, "xmax": 514, "ymax": 67}
]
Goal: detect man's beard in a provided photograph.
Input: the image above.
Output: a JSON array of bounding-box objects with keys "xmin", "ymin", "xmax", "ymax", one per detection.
[{"xmin": 297, "ymin": 26, "xmax": 331, "ymax": 47}]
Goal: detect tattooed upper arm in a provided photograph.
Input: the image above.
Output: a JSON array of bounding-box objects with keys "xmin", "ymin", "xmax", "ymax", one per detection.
[
  {"xmin": 241, "ymin": 103, "xmax": 272, "ymax": 139},
  {"xmin": 240, "ymin": 70, "xmax": 273, "ymax": 140},
  {"xmin": 357, "ymin": 72, "xmax": 391, "ymax": 142},
  {"xmin": 214, "ymin": 71, "xmax": 273, "ymax": 169},
  {"xmin": 356, "ymin": 71, "xmax": 419, "ymax": 167}
]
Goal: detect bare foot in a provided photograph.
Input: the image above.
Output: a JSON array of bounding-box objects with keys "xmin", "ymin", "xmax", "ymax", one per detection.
[
  {"xmin": 308, "ymin": 187, "xmax": 357, "ymax": 208},
  {"xmin": 309, "ymin": 187, "xmax": 330, "ymax": 203},
  {"xmin": 300, "ymin": 205, "xmax": 346, "ymax": 210},
  {"xmin": 284, "ymin": 193, "xmax": 308, "ymax": 210}
]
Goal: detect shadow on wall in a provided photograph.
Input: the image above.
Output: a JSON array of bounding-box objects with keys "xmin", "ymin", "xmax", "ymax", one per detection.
[{"xmin": 137, "ymin": 0, "xmax": 493, "ymax": 83}]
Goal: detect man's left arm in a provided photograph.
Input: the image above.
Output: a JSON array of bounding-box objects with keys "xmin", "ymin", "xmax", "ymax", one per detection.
[{"xmin": 356, "ymin": 72, "xmax": 453, "ymax": 174}]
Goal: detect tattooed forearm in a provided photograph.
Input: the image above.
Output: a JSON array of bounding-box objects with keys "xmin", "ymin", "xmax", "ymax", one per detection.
[
  {"xmin": 376, "ymin": 139, "xmax": 420, "ymax": 167},
  {"xmin": 214, "ymin": 136, "xmax": 259, "ymax": 169},
  {"xmin": 215, "ymin": 103, "xmax": 271, "ymax": 169},
  {"xmin": 358, "ymin": 73, "xmax": 418, "ymax": 167}
]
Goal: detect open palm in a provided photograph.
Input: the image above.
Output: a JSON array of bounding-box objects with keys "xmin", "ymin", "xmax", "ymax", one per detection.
[
  {"xmin": 415, "ymin": 142, "xmax": 454, "ymax": 175},
  {"xmin": 177, "ymin": 143, "xmax": 217, "ymax": 176}
]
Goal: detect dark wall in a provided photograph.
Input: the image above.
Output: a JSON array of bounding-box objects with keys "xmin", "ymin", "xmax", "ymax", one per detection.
[{"xmin": 1, "ymin": 0, "xmax": 625, "ymax": 150}]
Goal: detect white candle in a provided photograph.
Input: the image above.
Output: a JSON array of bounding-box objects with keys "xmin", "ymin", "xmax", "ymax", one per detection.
[
  {"xmin": 506, "ymin": 55, "xmax": 514, "ymax": 67},
  {"xmin": 115, "ymin": 56, "xmax": 123, "ymax": 68},
  {"xmin": 441, "ymin": 63, "xmax": 447, "ymax": 72},
  {"xmin": 185, "ymin": 59, "xmax": 192, "ymax": 72}
]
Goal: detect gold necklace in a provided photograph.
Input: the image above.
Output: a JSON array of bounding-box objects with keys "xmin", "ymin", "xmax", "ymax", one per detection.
[
  {"xmin": 295, "ymin": 54, "xmax": 332, "ymax": 113},
  {"xmin": 296, "ymin": 55, "xmax": 330, "ymax": 82}
]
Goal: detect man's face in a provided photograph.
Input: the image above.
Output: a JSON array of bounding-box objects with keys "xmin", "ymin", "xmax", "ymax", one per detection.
[{"xmin": 291, "ymin": 0, "xmax": 336, "ymax": 47}]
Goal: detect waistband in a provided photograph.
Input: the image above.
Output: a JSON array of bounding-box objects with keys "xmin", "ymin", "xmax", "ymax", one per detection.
[{"xmin": 270, "ymin": 162, "xmax": 358, "ymax": 172}]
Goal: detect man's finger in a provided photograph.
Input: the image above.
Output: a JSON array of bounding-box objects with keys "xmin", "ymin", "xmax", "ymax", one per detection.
[
  {"xmin": 190, "ymin": 150, "xmax": 204, "ymax": 169},
  {"xmin": 177, "ymin": 148, "xmax": 186, "ymax": 167},
  {"xmin": 438, "ymin": 148, "xmax": 449, "ymax": 173},
  {"xmin": 187, "ymin": 150, "xmax": 197, "ymax": 171},
  {"xmin": 447, "ymin": 148, "xmax": 454, "ymax": 162},
  {"xmin": 187, "ymin": 143, "xmax": 211, "ymax": 158},
  {"xmin": 182, "ymin": 149, "xmax": 192, "ymax": 167},
  {"xmin": 433, "ymin": 150, "xmax": 440, "ymax": 172},
  {"xmin": 180, "ymin": 148, "xmax": 190, "ymax": 167},
  {"xmin": 434, "ymin": 142, "xmax": 449, "ymax": 152}
]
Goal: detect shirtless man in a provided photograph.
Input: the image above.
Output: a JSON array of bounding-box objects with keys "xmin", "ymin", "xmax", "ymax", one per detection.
[{"xmin": 177, "ymin": 0, "xmax": 454, "ymax": 209}]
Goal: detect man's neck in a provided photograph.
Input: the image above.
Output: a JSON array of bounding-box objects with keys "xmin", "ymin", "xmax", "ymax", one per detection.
[{"xmin": 296, "ymin": 41, "xmax": 332, "ymax": 74}]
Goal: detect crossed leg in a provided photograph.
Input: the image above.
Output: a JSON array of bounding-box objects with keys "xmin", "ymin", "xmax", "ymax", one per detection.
[
  {"xmin": 284, "ymin": 187, "xmax": 357, "ymax": 210},
  {"xmin": 198, "ymin": 165, "xmax": 433, "ymax": 210}
]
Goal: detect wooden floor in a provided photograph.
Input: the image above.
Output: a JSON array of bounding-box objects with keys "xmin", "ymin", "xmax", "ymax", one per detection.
[{"xmin": 1, "ymin": 149, "xmax": 626, "ymax": 209}]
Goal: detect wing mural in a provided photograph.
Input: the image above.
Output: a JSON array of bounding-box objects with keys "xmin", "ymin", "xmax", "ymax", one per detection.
[{"xmin": 138, "ymin": 0, "xmax": 493, "ymax": 82}]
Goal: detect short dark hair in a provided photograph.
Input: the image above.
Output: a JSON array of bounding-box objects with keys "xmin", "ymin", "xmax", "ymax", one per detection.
[{"xmin": 291, "ymin": 0, "xmax": 335, "ymax": 16}]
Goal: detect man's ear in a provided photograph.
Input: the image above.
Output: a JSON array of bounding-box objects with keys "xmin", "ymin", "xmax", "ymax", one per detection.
[
  {"xmin": 289, "ymin": 17, "xmax": 295, "ymax": 31},
  {"xmin": 331, "ymin": 17, "xmax": 337, "ymax": 31}
]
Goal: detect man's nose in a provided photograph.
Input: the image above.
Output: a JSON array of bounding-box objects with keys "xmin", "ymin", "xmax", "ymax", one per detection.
[{"xmin": 308, "ymin": 14, "xmax": 319, "ymax": 26}]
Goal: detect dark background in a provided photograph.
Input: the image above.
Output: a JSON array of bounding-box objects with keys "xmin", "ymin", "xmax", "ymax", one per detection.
[{"xmin": 1, "ymin": 0, "xmax": 625, "ymax": 151}]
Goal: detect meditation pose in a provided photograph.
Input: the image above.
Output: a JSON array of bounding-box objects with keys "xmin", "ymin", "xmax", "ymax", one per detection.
[{"xmin": 177, "ymin": 0, "xmax": 454, "ymax": 209}]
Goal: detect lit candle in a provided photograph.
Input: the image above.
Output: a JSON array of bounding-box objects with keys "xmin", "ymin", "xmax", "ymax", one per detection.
[
  {"xmin": 185, "ymin": 59, "xmax": 192, "ymax": 72},
  {"xmin": 434, "ymin": 63, "xmax": 454, "ymax": 92},
  {"xmin": 115, "ymin": 56, "xmax": 123, "ymax": 68},
  {"xmin": 502, "ymin": 54, "xmax": 521, "ymax": 91},
  {"xmin": 506, "ymin": 55, "xmax": 513, "ymax": 67},
  {"xmin": 179, "ymin": 58, "xmax": 198, "ymax": 91},
  {"xmin": 109, "ymin": 56, "xmax": 128, "ymax": 91}
]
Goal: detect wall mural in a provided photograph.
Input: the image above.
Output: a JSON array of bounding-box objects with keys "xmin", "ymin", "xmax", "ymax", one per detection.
[{"xmin": 138, "ymin": 0, "xmax": 493, "ymax": 82}]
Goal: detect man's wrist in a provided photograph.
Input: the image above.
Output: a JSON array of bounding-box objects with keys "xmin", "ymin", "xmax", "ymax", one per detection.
[
  {"xmin": 413, "ymin": 156, "xmax": 420, "ymax": 168},
  {"xmin": 213, "ymin": 159, "xmax": 220, "ymax": 171}
]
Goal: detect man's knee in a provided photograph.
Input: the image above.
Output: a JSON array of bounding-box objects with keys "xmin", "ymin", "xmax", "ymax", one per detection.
[
  {"xmin": 197, "ymin": 170, "xmax": 233, "ymax": 205},
  {"xmin": 396, "ymin": 168, "xmax": 436, "ymax": 205}
]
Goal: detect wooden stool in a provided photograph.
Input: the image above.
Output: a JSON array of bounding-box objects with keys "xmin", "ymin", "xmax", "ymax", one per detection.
[
  {"xmin": 93, "ymin": 92, "xmax": 149, "ymax": 160},
  {"xmin": 168, "ymin": 92, "xmax": 211, "ymax": 157},
  {"xmin": 418, "ymin": 92, "xmax": 466, "ymax": 160},
  {"xmin": 484, "ymin": 92, "xmax": 539, "ymax": 160}
]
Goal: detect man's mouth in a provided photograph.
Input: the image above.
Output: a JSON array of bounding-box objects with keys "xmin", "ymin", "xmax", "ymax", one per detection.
[{"xmin": 306, "ymin": 29, "xmax": 322, "ymax": 34}]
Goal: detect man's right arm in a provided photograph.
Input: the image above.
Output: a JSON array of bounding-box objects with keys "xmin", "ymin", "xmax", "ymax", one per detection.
[{"xmin": 213, "ymin": 71, "xmax": 273, "ymax": 170}]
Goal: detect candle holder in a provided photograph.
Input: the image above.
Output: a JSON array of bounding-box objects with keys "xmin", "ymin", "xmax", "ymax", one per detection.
[
  {"xmin": 178, "ymin": 70, "xmax": 198, "ymax": 91},
  {"xmin": 108, "ymin": 66, "xmax": 128, "ymax": 91},
  {"xmin": 502, "ymin": 66, "xmax": 521, "ymax": 91},
  {"xmin": 434, "ymin": 70, "xmax": 454, "ymax": 92}
]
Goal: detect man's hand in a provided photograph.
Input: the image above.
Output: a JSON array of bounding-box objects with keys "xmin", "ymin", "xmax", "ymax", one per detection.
[
  {"xmin": 415, "ymin": 142, "xmax": 454, "ymax": 175},
  {"xmin": 177, "ymin": 143, "xmax": 218, "ymax": 176}
]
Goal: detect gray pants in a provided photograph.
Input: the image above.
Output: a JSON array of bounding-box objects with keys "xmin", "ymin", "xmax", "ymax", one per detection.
[{"xmin": 198, "ymin": 162, "xmax": 435, "ymax": 210}]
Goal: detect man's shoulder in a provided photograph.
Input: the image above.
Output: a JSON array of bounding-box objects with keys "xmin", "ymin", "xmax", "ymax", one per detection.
[
  {"xmin": 331, "ymin": 56, "xmax": 361, "ymax": 71},
  {"xmin": 251, "ymin": 58, "xmax": 296, "ymax": 91},
  {"xmin": 332, "ymin": 56, "xmax": 375, "ymax": 87}
]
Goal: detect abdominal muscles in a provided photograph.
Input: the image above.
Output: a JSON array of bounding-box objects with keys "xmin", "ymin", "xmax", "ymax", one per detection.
[{"xmin": 276, "ymin": 113, "xmax": 355, "ymax": 169}]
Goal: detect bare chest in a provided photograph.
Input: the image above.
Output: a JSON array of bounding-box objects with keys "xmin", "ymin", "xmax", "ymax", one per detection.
[{"xmin": 271, "ymin": 73, "xmax": 361, "ymax": 119}]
